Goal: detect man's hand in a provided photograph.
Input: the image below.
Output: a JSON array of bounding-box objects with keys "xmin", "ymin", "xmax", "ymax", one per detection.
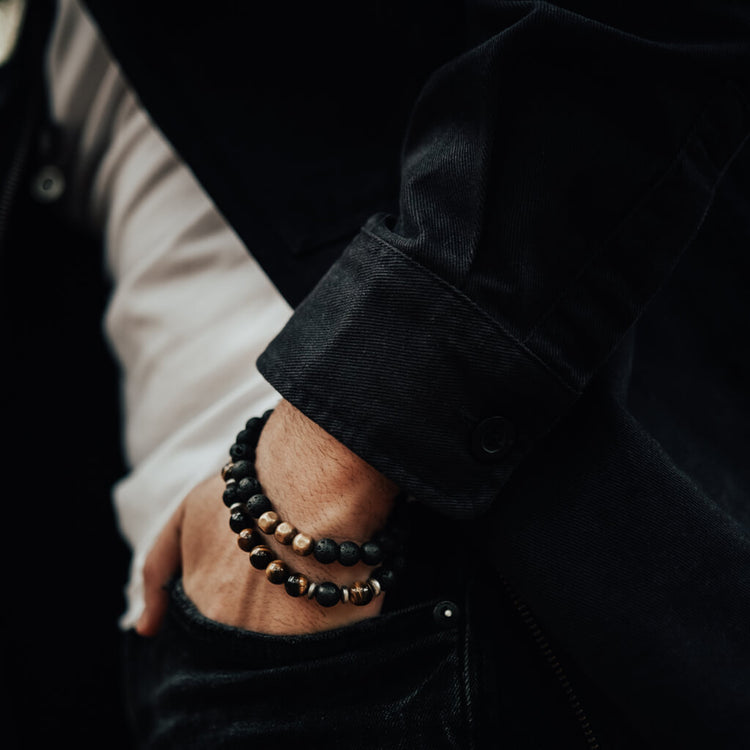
[{"xmin": 135, "ymin": 400, "xmax": 398, "ymax": 636}]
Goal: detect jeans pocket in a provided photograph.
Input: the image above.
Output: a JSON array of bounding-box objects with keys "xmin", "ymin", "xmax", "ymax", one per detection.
[{"xmin": 124, "ymin": 577, "xmax": 478, "ymax": 749}]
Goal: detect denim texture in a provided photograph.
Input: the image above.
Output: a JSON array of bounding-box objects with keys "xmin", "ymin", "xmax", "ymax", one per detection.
[{"xmin": 121, "ymin": 515, "xmax": 626, "ymax": 750}]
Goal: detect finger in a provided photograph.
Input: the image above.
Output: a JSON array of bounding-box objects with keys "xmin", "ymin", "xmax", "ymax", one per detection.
[{"xmin": 135, "ymin": 503, "xmax": 185, "ymax": 637}]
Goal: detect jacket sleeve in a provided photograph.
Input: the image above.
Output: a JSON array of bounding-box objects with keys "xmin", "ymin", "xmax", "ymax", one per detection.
[{"xmin": 257, "ymin": 0, "xmax": 750, "ymax": 519}]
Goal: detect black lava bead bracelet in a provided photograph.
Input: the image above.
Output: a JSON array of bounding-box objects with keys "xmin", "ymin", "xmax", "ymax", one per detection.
[{"xmin": 221, "ymin": 409, "xmax": 406, "ymax": 606}]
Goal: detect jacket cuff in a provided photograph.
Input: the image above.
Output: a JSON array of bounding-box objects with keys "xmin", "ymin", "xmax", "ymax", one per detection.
[{"xmin": 257, "ymin": 225, "xmax": 578, "ymax": 519}]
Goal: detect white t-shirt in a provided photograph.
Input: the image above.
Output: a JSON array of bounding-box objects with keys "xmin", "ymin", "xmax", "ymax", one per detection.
[{"xmin": 46, "ymin": 0, "xmax": 293, "ymax": 628}]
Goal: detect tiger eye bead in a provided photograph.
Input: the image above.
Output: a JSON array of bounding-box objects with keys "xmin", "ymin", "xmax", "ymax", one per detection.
[
  {"xmin": 274, "ymin": 521, "xmax": 297, "ymax": 545},
  {"xmin": 265, "ymin": 560, "xmax": 289, "ymax": 584},
  {"xmin": 349, "ymin": 581, "xmax": 374, "ymax": 606},
  {"xmin": 249, "ymin": 545, "xmax": 274, "ymax": 570},
  {"xmin": 284, "ymin": 574, "xmax": 309, "ymax": 597},
  {"xmin": 257, "ymin": 510, "xmax": 280, "ymax": 534},
  {"xmin": 291, "ymin": 533, "xmax": 313, "ymax": 556},
  {"xmin": 237, "ymin": 528, "xmax": 259, "ymax": 552},
  {"xmin": 229, "ymin": 510, "xmax": 249, "ymax": 533}
]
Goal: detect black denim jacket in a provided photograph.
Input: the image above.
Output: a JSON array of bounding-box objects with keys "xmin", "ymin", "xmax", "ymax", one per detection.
[{"xmin": 4, "ymin": 1, "xmax": 750, "ymax": 746}]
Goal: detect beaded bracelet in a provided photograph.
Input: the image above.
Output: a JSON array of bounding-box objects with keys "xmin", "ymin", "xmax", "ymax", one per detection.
[
  {"xmin": 221, "ymin": 410, "xmax": 407, "ymax": 567},
  {"xmin": 222, "ymin": 410, "xmax": 406, "ymax": 607}
]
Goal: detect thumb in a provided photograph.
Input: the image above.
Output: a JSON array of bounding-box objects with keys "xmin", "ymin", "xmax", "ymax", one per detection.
[{"xmin": 135, "ymin": 502, "xmax": 186, "ymax": 637}]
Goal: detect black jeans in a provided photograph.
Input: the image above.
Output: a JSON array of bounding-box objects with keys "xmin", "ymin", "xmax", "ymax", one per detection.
[{"xmin": 121, "ymin": 510, "xmax": 627, "ymax": 749}]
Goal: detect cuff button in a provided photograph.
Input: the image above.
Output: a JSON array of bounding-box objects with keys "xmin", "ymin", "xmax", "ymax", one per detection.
[{"xmin": 471, "ymin": 416, "xmax": 515, "ymax": 462}]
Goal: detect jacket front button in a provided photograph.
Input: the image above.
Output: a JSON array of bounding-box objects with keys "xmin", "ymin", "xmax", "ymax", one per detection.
[{"xmin": 471, "ymin": 416, "xmax": 515, "ymax": 462}]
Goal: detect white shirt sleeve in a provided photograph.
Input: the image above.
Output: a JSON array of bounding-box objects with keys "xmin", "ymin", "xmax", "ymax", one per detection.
[{"xmin": 46, "ymin": 0, "xmax": 293, "ymax": 628}]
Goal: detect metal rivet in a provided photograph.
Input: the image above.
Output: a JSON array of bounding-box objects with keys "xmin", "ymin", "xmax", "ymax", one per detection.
[{"xmin": 433, "ymin": 600, "xmax": 459, "ymax": 627}]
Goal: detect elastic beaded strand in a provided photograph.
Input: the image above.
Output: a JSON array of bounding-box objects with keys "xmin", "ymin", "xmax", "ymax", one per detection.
[{"xmin": 224, "ymin": 410, "xmax": 404, "ymax": 606}]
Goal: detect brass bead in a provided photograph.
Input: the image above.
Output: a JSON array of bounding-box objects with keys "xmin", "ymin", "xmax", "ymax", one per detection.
[
  {"xmin": 368, "ymin": 578, "xmax": 382, "ymax": 597},
  {"xmin": 221, "ymin": 461, "xmax": 234, "ymax": 480},
  {"xmin": 349, "ymin": 581, "xmax": 374, "ymax": 606},
  {"xmin": 274, "ymin": 521, "xmax": 297, "ymax": 545},
  {"xmin": 340, "ymin": 585, "xmax": 350, "ymax": 604},
  {"xmin": 257, "ymin": 510, "xmax": 280, "ymax": 534},
  {"xmin": 266, "ymin": 559, "xmax": 289, "ymax": 584},
  {"xmin": 291, "ymin": 532, "xmax": 313, "ymax": 556}
]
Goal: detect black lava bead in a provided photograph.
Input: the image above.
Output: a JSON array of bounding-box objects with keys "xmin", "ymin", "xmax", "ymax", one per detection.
[
  {"xmin": 315, "ymin": 582, "xmax": 341, "ymax": 607},
  {"xmin": 360, "ymin": 541, "xmax": 383, "ymax": 566},
  {"xmin": 246, "ymin": 493, "xmax": 272, "ymax": 518},
  {"xmin": 225, "ymin": 459, "xmax": 254, "ymax": 481},
  {"xmin": 229, "ymin": 442, "xmax": 254, "ymax": 462},
  {"xmin": 222, "ymin": 483, "xmax": 241, "ymax": 508},
  {"xmin": 338, "ymin": 541, "xmax": 361, "ymax": 567},
  {"xmin": 313, "ymin": 538, "xmax": 339, "ymax": 564},
  {"xmin": 372, "ymin": 567, "xmax": 396, "ymax": 592},
  {"xmin": 236, "ymin": 476, "xmax": 262, "ymax": 500}
]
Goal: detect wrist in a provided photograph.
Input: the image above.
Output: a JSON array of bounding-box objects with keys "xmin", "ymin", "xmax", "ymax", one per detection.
[{"xmin": 254, "ymin": 399, "xmax": 398, "ymax": 543}]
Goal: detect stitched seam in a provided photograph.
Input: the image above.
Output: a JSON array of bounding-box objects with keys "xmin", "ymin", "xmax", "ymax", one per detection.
[{"xmin": 360, "ymin": 225, "xmax": 579, "ymax": 396}]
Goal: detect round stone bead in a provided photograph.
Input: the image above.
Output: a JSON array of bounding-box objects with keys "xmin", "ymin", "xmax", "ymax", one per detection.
[
  {"xmin": 291, "ymin": 533, "xmax": 313, "ymax": 556},
  {"xmin": 313, "ymin": 538, "xmax": 339, "ymax": 564},
  {"xmin": 224, "ymin": 459, "xmax": 254, "ymax": 481},
  {"xmin": 229, "ymin": 511, "xmax": 249, "ymax": 533},
  {"xmin": 371, "ymin": 567, "xmax": 396, "ymax": 592},
  {"xmin": 314, "ymin": 581, "xmax": 341, "ymax": 607},
  {"xmin": 222, "ymin": 483, "xmax": 241, "ymax": 508},
  {"xmin": 265, "ymin": 560, "xmax": 289, "ymax": 584},
  {"xmin": 284, "ymin": 574, "xmax": 309, "ymax": 597},
  {"xmin": 235, "ymin": 428, "xmax": 257, "ymax": 446},
  {"xmin": 237, "ymin": 528, "xmax": 259, "ymax": 552},
  {"xmin": 338, "ymin": 541, "xmax": 361, "ymax": 567},
  {"xmin": 246, "ymin": 493, "xmax": 272, "ymax": 518},
  {"xmin": 229, "ymin": 442, "xmax": 253, "ymax": 461},
  {"xmin": 360, "ymin": 541, "xmax": 383, "ymax": 566},
  {"xmin": 249, "ymin": 545, "xmax": 274, "ymax": 570},
  {"xmin": 257, "ymin": 511, "xmax": 280, "ymax": 534},
  {"xmin": 274, "ymin": 521, "xmax": 297, "ymax": 545},
  {"xmin": 236, "ymin": 476, "xmax": 262, "ymax": 500},
  {"xmin": 349, "ymin": 581, "xmax": 374, "ymax": 606}
]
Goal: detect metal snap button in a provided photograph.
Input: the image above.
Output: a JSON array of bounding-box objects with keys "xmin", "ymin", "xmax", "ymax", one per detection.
[
  {"xmin": 433, "ymin": 600, "xmax": 459, "ymax": 627},
  {"xmin": 470, "ymin": 416, "xmax": 515, "ymax": 463}
]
